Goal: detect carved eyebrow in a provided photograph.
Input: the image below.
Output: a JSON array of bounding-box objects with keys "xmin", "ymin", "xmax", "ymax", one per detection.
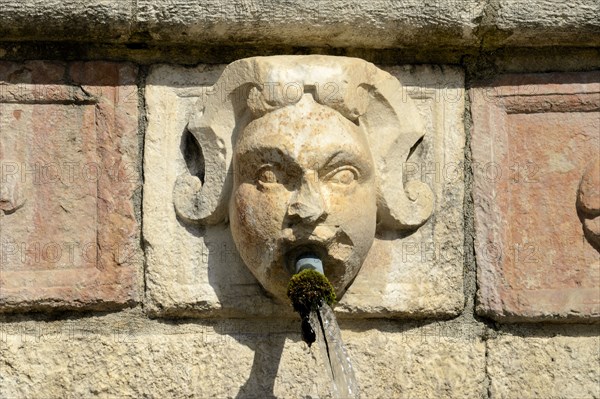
[
  {"xmin": 236, "ymin": 146, "xmax": 293, "ymax": 163},
  {"xmin": 235, "ymin": 147, "xmax": 300, "ymax": 178},
  {"xmin": 320, "ymin": 150, "xmax": 369, "ymax": 171}
]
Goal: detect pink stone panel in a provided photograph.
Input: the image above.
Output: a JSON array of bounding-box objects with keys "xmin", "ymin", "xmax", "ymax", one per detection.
[
  {"xmin": 471, "ymin": 72, "xmax": 600, "ymax": 322},
  {"xmin": 0, "ymin": 61, "xmax": 140, "ymax": 311}
]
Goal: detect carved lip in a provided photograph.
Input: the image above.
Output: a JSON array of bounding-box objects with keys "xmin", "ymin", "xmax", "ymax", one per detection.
[{"xmin": 280, "ymin": 226, "xmax": 352, "ymax": 275}]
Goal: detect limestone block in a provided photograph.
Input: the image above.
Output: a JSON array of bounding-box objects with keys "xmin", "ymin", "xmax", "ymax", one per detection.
[
  {"xmin": 1, "ymin": 0, "xmax": 599, "ymax": 49},
  {"xmin": 0, "ymin": 315, "xmax": 486, "ymax": 398},
  {"xmin": 471, "ymin": 72, "xmax": 600, "ymax": 322},
  {"xmin": 0, "ymin": 61, "xmax": 141, "ymax": 311},
  {"xmin": 136, "ymin": 0, "xmax": 485, "ymax": 48},
  {"xmin": 488, "ymin": 0, "xmax": 600, "ymax": 47},
  {"xmin": 0, "ymin": 0, "xmax": 486, "ymax": 48},
  {"xmin": 0, "ymin": 0, "xmax": 132, "ymax": 42},
  {"xmin": 487, "ymin": 332, "xmax": 600, "ymax": 398},
  {"xmin": 143, "ymin": 59, "xmax": 465, "ymax": 318},
  {"xmin": 345, "ymin": 321, "xmax": 486, "ymax": 398}
]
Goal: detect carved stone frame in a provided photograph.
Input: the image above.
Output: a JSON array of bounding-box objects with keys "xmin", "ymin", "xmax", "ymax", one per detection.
[
  {"xmin": 0, "ymin": 61, "xmax": 140, "ymax": 312},
  {"xmin": 471, "ymin": 72, "xmax": 600, "ymax": 322}
]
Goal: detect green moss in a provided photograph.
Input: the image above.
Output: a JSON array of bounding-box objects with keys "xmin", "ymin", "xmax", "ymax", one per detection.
[{"xmin": 287, "ymin": 269, "xmax": 335, "ymax": 316}]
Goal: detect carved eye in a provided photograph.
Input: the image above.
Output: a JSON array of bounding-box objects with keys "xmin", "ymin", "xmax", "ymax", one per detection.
[
  {"xmin": 325, "ymin": 166, "xmax": 358, "ymax": 185},
  {"xmin": 256, "ymin": 164, "xmax": 281, "ymax": 186}
]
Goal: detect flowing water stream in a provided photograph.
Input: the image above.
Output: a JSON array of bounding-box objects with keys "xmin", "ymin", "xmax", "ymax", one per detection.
[{"xmin": 309, "ymin": 304, "xmax": 359, "ymax": 398}]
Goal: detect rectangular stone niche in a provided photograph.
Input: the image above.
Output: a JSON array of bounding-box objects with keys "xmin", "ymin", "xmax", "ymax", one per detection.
[
  {"xmin": 144, "ymin": 63, "xmax": 465, "ymax": 318},
  {"xmin": 471, "ymin": 72, "xmax": 600, "ymax": 322},
  {"xmin": 0, "ymin": 61, "xmax": 141, "ymax": 311}
]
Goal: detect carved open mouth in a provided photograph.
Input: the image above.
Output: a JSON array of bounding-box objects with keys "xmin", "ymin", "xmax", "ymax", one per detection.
[
  {"xmin": 283, "ymin": 241, "xmax": 329, "ymax": 275},
  {"xmin": 279, "ymin": 227, "xmax": 355, "ymax": 287}
]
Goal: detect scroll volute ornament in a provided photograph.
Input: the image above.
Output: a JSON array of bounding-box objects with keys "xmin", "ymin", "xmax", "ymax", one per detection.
[
  {"xmin": 0, "ymin": 166, "xmax": 26, "ymax": 215},
  {"xmin": 173, "ymin": 56, "xmax": 434, "ymax": 302},
  {"xmin": 578, "ymin": 158, "xmax": 600, "ymax": 248}
]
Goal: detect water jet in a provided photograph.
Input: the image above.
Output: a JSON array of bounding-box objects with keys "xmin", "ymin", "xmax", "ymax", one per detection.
[{"xmin": 287, "ymin": 254, "xmax": 359, "ymax": 398}]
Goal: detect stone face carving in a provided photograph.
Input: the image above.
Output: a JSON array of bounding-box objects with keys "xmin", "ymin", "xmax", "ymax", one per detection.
[
  {"xmin": 173, "ymin": 56, "xmax": 433, "ymax": 302},
  {"xmin": 0, "ymin": 167, "xmax": 25, "ymax": 213},
  {"xmin": 578, "ymin": 158, "xmax": 600, "ymax": 249}
]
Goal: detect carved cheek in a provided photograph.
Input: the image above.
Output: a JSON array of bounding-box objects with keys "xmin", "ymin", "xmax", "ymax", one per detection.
[
  {"xmin": 326, "ymin": 179, "xmax": 376, "ymax": 215},
  {"xmin": 233, "ymin": 184, "xmax": 289, "ymax": 241},
  {"xmin": 325, "ymin": 182, "xmax": 377, "ymax": 247}
]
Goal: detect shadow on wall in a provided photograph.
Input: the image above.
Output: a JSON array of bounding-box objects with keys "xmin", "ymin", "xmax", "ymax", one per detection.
[{"xmin": 176, "ymin": 129, "xmax": 292, "ymax": 398}]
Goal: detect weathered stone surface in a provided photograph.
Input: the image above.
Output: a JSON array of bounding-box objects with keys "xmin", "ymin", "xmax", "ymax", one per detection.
[
  {"xmin": 487, "ymin": 332, "xmax": 600, "ymax": 398},
  {"xmin": 136, "ymin": 0, "xmax": 484, "ymax": 49},
  {"xmin": 0, "ymin": 314, "xmax": 486, "ymax": 398},
  {"xmin": 0, "ymin": 0, "xmax": 132, "ymax": 43},
  {"xmin": 339, "ymin": 65, "xmax": 466, "ymax": 318},
  {"xmin": 0, "ymin": 0, "xmax": 599, "ymax": 49},
  {"xmin": 0, "ymin": 61, "xmax": 141, "ymax": 311},
  {"xmin": 144, "ymin": 60, "xmax": 465, "ymax": 318},
  {"xmin": 471, "ymin": 72, "xmax": 600, "ymax": 322},
  {"xmin": 487, "ymin": 0, "xmax": 600, "ymax": 48}
]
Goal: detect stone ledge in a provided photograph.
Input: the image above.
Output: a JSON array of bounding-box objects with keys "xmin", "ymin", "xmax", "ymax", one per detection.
[{"xmin": 0, "ymin": 0, "xmax": 598, "ymax": 49}]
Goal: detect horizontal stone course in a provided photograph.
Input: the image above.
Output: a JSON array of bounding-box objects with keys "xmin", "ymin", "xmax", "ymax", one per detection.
[
  {"xmin": 0, "ymin": 0, "xmax": 598, "ymax": 48},
  {"xmin": 0, "ymin": 314, "xmax": 486, "ymax": 398}
]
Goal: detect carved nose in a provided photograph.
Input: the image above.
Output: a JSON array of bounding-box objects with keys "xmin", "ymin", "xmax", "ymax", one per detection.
[{"xmin": 287, "ymin": 176, "xmax": 328, "ymax": 224}]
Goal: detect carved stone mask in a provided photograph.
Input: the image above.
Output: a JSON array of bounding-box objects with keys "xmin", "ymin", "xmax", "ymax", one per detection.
[
  {"xmin": 173, "ymin": 56, "xmax": 433, "ymax": 303},
  {"xmin": 230, "ymin": 94, "xmax": 377, "ymax": 300}
]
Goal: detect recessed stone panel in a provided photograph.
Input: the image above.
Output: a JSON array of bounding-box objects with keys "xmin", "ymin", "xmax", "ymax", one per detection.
[
  {"xmin": 0, "ymin": 61, "xmax": 141, "ymax": 311},
  {"xmin": 471, "ymin": 72, "xmax": 600, "ymax": 322},
  {"xmin": 144, "ymin": 61, "xmax": 465, "ymax": 318}
]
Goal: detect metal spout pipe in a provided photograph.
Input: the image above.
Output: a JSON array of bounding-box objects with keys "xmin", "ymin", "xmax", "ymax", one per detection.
[{"xmin": 295, "ymin": 253, "xmax": 324, "ymax": 275}]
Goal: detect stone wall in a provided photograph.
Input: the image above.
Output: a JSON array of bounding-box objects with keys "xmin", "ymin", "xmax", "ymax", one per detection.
[{"xmin": 0, "ymin": 1, "xmax": 599, "ymax": 398}]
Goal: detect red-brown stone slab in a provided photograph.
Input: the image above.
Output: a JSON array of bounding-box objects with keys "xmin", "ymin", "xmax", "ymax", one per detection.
[
  {"xmin": 0, "ymin": 61, "xmax": 140, "ymax": 311},
  {"xmin": 471, "ymin": 72, "xmax": 600, "ymax": 322}
]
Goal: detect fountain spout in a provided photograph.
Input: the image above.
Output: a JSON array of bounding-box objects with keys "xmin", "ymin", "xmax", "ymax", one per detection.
[
  {"xmin": 287, "ymin": 254, "xmax": 360, "ymax": 398},
  {"xmin": 295, "ymin": 253, "xmax": 324, "ymax": 275},
  {"xmin": 287, "ymin": 253, "xmax": 335, "ymax": 346}
]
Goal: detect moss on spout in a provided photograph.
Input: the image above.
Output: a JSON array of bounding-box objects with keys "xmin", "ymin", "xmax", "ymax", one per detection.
[{"xmin": 287, "ymin": 269, "xmax": 336, "ymax": 316}]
